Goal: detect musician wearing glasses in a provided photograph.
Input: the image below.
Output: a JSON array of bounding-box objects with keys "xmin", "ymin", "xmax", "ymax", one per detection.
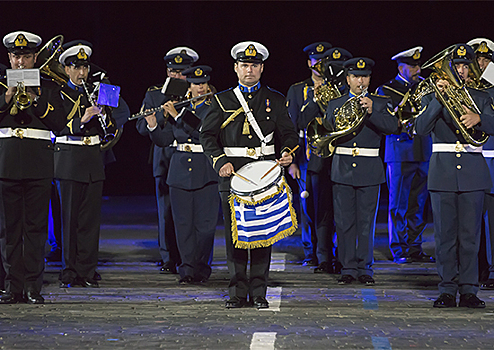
[
  {"xmin": 136, "ymin": 47, "xmax": 199, "ymax": 275},
  {"xmin": 467, "ymin": 38, "xmax": 494, "ymax": 289},
  {"xmin": 142, "ymin": 66, "xmax": 218, "ymax": 285},
  {"xmin": 55, "ymin": 41, "xmax": 117, "ymax": 289},
  {"xmin": 323, "ymin": 58, "xmax": 400, "ymax": 286},
  {"xmin": 375, "ymin": 47, "xmax": 434, "ymax": 265},
  {"xmin": 415, "ymin": 44, "xmax": 494, "ymax": 308},
  {"xmin": 200, "ymin": 41, "xmax": 298, "ymax": 309},
  {"xmin": 0, "ymin": 31, "xmax": 66, "ymax": 304}
]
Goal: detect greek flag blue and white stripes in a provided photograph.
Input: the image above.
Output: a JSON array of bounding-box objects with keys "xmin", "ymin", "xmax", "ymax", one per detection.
[{"xmin": 230, "ymin": 181, "xmax": 297, "ymax": 249}]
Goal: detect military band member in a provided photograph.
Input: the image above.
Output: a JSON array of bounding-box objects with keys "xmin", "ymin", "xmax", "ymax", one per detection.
[
  {"xmin": 143, "ymin": 66, "xmax": 218, "ymax": 284},
  {"xmin": 415, "ymin": 44, "xmax": 494, "ymax": 308},
  {"xmin": 136, "ymin": 47, "xmax": 199, "ymax": 274},
  {"xmin": 55, "ymin": 41, "xmax": 117, "ymax": 288},
  {"xmin": 200, "ymin": 41, "xmax": 298, "ymax": 309},
  {"xmin": 323, "ymin": 57, "xmax": 400, "ymax": 286},
  {"xmin": 286, "ymin": 41, "xmax": 332, "ymax": 268},
  {"xmin": 0, "ymin": 31, "xmax": 66, "ymax": 304},
  {"xmin": 467, "ymin": 38, "xmax": 494, "ymax": 288},
  {"xmin": 376, "ymin": 47, "xmax": 434, "ymax": 264}
]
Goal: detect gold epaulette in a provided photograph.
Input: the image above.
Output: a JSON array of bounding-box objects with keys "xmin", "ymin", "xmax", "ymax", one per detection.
[
  {"xmin": 380, "ymin": 85, "xmax": 404, "ymax": 97},
  {"xmin": 370, "ymin": 92, "xmax": 392, "ymax": 99}
]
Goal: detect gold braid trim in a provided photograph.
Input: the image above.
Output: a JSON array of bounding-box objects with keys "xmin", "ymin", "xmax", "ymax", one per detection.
[
  {"xmin": 212, "ymin": 153, "xmax": 226, "ymax": 168},
  {"xmin": 221, "ymin": 107, "xmax": 244, "ymax": 129},
  {"xmin": 67, "ymin": 119, "xmax": 74, "ymax": 134},
  {"xmin": 39, "ymin": 102, "xmax": 54, "ymax": 119},
  {"xmin": 65, "ymin": 94, "xmax": 81, "ymax": 120},
  {"xmin": 229, "ymin": 178, "xmax": 298, "ymax": 249},
  {"xmin": 381, "ymin": 85, "xmax": 404, "ymax": 97}
]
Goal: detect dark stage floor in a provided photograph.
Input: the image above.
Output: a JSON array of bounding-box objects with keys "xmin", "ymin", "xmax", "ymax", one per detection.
[{"xmin": 0, "ymin": 196, "xmax": 493, "ymax": 349}]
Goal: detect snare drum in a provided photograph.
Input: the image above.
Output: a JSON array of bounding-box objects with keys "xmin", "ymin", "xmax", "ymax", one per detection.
[
  {"xmin": 229, "ymin": 160, "xmax": 297, "ymax": 249},
  {"xmin": 230, "ymin": 160, "xmax": 283, "ymax": 201}
]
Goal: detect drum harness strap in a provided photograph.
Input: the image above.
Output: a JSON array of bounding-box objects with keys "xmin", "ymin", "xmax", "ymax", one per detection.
[{"xmin": 232, "ymin": 86, "xmax": 273, "ymax": 158}]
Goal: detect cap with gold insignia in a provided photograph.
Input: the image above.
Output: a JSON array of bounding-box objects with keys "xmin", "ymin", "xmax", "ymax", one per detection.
[
  {"xmin": 467, "ymin": 38, "xmax": 494, "ymax": 59},
  {"xmin": 59, "ymin": 40, "xmax": 93, "ymax": 66},
  {"xmin": 231, "ymin": 41, "xmax": 269, "ymax": 63},
  {"xmin": 165, "ymin": 47, "xmax": 199, "ymax": 63},
  {"xmin": 343, "ymin": 57, "xmax": 375, "ymax": 76},
  {"xmin": 391, "ymin": 46, "xmax": 423, "ymax": 65},
  {"xmin": 303, "ymin": 42, "xmax": 332, "ymax": 60},
  {"xmin": 3, "ymin": 31, "xmax": 42, "ymax": 54},
  {"xmin": 181, "ymin": 65, "xmax": 212, "ymax": 84},
  {"xmin": 163, "ymin": 53, "xmax": 194, "ymax": 69},
  {"xmin": 451, "ymin": 43, "xmax": 475, "ymax": 64},
  {"xmin": 325, "ymin": 47, "xmax": 352, "ymax": 62}
]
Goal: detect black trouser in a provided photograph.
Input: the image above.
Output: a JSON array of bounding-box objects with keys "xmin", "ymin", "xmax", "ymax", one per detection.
[
  {"xmin": 220, "ymin": 191, "xmax": 271, "ymax": 299},
  {"xmin": 170, "ymin": 184, "xmax": 218, "ymax": 280},
  {"xmin": 0, "ymin": 178, "xmax": 52, "ymax": 294},
  {"xmin": 57, "ymin": 179, "xmax": 103, "ymax": 282},
  {"xmin": 156, "ymin": 176, "xmax": 180, "ymax": 266}
]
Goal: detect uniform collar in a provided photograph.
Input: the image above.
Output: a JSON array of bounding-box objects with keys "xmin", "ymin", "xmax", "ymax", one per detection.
[
  {"xmin": 349, "ymin": 90, "xmax": 368, "ymax": 98},
  {"xmin": 68, "ymin": 79, "xmax": 83, "ymax": 92},
  {"xmin": 396, "ymin": 73, "xmax": 411, "ymax": 85},
  {"xmin": 238, "ymin": 81, "xmax": 261, "ymax": 93},
  {"xmin": 191, "ymin": 98, "xmax": 206, "ymax": 110}
]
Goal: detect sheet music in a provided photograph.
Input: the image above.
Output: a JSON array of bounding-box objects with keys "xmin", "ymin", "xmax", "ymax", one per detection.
[
  {"xmin": 481, "ymin": 62, "xmax": 494, "ymax": 86},
  {"xmin": 6, "ymin": 68, "xmax": 40, "ymax": 87}
]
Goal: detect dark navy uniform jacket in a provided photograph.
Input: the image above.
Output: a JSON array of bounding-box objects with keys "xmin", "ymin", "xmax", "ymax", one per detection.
[
  {"xmin": 415, "ymin": 89, "xmax": 494, "ymax": 191},
  {"xmin": 136, "ymin": 84, "xmax": 175, "ymax": 177},
  {"xmin": 149, "ymin": 100, "xmax": 218, "ymax": 190},
  {"xmin": 376, "ymin": 75, "xmax": 432, "ymax": 162},
  {"xmin": 200, "ymin": 84, "xmax": 299, "ymax": 192},
  {"xmin": 55, "ymin": 80, "xmax": 117, "ymax": 183},
  {"xmin": 0, "ymin": 77, "xmax": 66, "ymax": 179},
  {"xmin": 483, "ymin": 86, "xmax": 494, "ymax": 194},
  {"xmin": 287, "ymin": 77, "xmax": 346, "ymax": 173},
  {"xmin": 323, "ymin": 93, "xmax": 400, "ymax": 186},
  {"xmin": 286, "ymin": 78, "xmax": 312, "ymax": 169}
]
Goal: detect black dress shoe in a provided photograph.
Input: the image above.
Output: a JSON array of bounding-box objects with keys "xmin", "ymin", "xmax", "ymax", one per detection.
[
  {"xmin": 338, "ymin": 275, "xmax": 356, "ymax": 285},
  {"xmin": 314, "ymin": 261, "xmax": 332, "ymax": 274},
  {"xmin": 433, "ymin": 293, "xmax": 456, "ymax": 308},
  {"xmin": 393, "ymin": 256, "xmax": 412, "ymax": 264},
  {"xmin": 252, "ymin": 296, "xmax": 269, "ymax": 309},
  {"xmin": 93, "ymin": 271, "xmax": 102, "ymax": 281},
  {"xmin": 481, "ymin": 279, "xmax": 494, "ymax": 290},
  {"xmin": 45, "ymin": 248, "xmax": 62, "ymax": 262},
  {"xmin": 410, "ymin": 253, "xmax": 435, "ymax": 263},
  {"xmin": 358, "ymin": 275, "xmax": 375, "ymax": 286},
  {"xmin": 178, "ymin": 275, "xmax": 194, "ymax": 285},
  {"xmin": 302, "ymin": 258, "xmax": 318, "ymax": 267},
  {"xmin": 332, "ymin": 261, "xmax": 343, "ymax": 275},
  {"xmin": 26, "ymin": 291, "xmax": 44, "ymax": 304},
  {"xmin": 59, "ymin": 281, "xmax": 71, "ymax": 288},
  {"xmin": 0, "ymin": 292, "xmax": 25, "ymax": 304},
  {"xmin": 159, "ymin": 262, "xmax": 177, "ymax": 274},
  {"xmin": 225, "ymin": 296, "xmax": 248, "ymax": 309},
  {"xmin": 459, "ymin": 293, "xmax": 485, "ymax": 308},
  {"xmin": 74, "ymin": 277, "xmax": 99, "ymax": 288}
]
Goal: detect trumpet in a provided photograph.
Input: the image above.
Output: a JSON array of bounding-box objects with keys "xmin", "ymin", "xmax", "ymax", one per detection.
[
  {"xmin": 10, "ymin": 81, "xmax": 34, "ymax": 115},
  {"xmin": 81, "ymin": 80, "xmax": 115, "ymax": 144},
  {"xmin": 128, "ymin": 92, "xmax": 214, "ymax": 121}
]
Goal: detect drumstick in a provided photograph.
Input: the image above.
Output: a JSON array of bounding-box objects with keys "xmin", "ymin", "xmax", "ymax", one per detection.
[
  {"xmin": 232, "ymin": 171, "xmax": 258, "ymax": 186},
  {"xmin": 260, "ymin": 145, "xmax": 300, "ymax": 180}
]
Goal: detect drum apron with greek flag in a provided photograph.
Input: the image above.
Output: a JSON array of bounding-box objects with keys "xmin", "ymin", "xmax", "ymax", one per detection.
[{"xmin": 229, "ymin": 160, "xmax": 297, "ymax": 249}]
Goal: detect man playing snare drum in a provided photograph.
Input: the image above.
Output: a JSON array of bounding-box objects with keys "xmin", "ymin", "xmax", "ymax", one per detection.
[{"xmin": 200, "ymin": 41, "xmax": 298, "ymax": 309}]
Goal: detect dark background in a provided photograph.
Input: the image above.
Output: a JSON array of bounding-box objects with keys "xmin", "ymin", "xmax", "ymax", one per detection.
[{"xmin": 2, "ymin": 1, "xmax": 493, "ymax": 195}]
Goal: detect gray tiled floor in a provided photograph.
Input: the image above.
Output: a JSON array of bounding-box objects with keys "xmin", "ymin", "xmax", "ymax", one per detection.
[{"xmin": 1, "ymin": 196, "xmax": 493, "ymax": 349}]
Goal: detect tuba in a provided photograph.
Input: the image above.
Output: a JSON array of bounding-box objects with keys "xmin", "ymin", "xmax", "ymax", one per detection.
[
  {"xmin": 421, "ymin": 45, "xmax": 489, "ymax": 147},
  {"xmin": 306, "ymin": 86, "xmax": 368, "ymax": 157},
  {"xmin": 36, "ymin": 35, "xmax": 69, "ymax": 85},
  {"xmin": 309, "ymin": 56, "xmax": 342, "ymax": 113}
]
